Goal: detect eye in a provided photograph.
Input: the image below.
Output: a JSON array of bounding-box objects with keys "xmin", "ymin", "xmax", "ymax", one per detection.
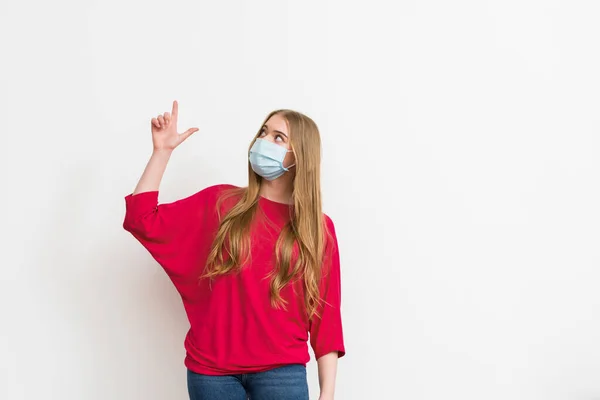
[
  {"xmin": 259, "ymin": 129, "xmax": 266, "ymax": 137},
  {"xmin": 275, "ymin": 134, "xmax": 284, "ymax": 142}
]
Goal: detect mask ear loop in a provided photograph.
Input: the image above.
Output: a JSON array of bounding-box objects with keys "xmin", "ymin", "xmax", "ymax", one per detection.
[{"xmin": 283, "ymin": 148, "xmax": 296, "ymax": 171}]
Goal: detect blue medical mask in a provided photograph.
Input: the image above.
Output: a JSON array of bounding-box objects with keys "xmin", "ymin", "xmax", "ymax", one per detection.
[{"xmin": 249, "ymin": 138, "xmax": 295, "ymax": 181}]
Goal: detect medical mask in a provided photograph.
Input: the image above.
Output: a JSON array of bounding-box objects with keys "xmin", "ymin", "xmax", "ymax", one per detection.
[{"xmin": 249, "ymin": 138, "xmax": 295, "ymax": 181}]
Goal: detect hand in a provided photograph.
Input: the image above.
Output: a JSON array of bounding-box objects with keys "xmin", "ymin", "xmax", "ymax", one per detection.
[{"xmin": 150, "ymin": 100, "xmax": 199, "ymax": 151}]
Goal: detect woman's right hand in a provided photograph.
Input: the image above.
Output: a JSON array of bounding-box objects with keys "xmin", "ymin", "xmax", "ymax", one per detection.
[{"xmin": 151, "ymin": 100, "xmax": 199, "ymax": 151}]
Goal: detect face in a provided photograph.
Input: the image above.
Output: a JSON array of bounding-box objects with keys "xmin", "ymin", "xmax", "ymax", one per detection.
[{"xmin": 258, "ymin": 113, "xmax": 295, "ymax": 169}]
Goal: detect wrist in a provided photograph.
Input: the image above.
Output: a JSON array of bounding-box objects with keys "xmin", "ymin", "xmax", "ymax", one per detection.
[{"xmin": 152, "ymin": 148, "xmax": 173, "ymax": 157}]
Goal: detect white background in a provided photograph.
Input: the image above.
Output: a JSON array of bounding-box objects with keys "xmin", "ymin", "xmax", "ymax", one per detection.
[{"xmin": 1, "ymin": 0, "xmax": 599, "ymax": 399}]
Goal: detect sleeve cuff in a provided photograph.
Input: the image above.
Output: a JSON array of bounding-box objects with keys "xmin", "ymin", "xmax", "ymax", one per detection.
[
  {"xmin": 124, "ymin": 191, "xmax": 159, "ymax": 220},
  {"xmin": 315, "ymin": 346, "xmax": 346, "ymax": 360},
  {"xmin": 125, "ymin": 190, "xmax": 158, "ymax": 206}
]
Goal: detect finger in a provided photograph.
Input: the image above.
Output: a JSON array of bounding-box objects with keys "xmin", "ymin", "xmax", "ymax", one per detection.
[
  {"xmin": 158, "ymin": 115, "xmax": 165, "ymax": 127},
  {"xmin": 164, "ymin": 112, "xmax": 171, "ymax": 125},
  {"xmin": 180, "ymin": 127, "xmax": 199, "ymax": 141},
  {"xmin": 151, "ymin": 118, "xmax": 160, "ymax": 128},
  {"xmin": 171, "ymin": 100, "xmax": 178, "ymax": 121}
]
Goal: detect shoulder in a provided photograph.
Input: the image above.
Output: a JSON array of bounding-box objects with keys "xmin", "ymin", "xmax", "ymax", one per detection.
[
  {"xmin": 323, "ymin": 213, "xmax": 337, "ymax": 234},
  {"xmin": 187, "ymin": 184, "xmax": 240, "ymax": 202},
  {"xmin": 195, "ymin": 184, "xmax": 245, "ymax": 216},
  {"xmin": 167, "ymin": 184, "xmax": 239, "ymax": 212},
  {"xmin": 321, "ymin": 213, "xmax": 341, "ymax": 273},
  {"xmin": 197, "ymin": 183, "xmax": 239, "ymax": 198},
  {"xmin": 322, "ymin": 213, "xmax": 339, "ymax": 250}
]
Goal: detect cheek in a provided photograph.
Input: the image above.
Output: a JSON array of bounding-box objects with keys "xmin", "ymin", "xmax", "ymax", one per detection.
[{"xmin": 283, "ymin": 150, "xmax": 295, "ymax": 166}]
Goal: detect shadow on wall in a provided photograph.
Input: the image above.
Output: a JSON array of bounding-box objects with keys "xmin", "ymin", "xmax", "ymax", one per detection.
[{"xmin": 33, "ymin": 161, "xmax": 192, "ymax": 400}]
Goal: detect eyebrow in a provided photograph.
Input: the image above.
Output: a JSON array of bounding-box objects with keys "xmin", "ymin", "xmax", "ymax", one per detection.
[{"xmin": 263, "ymin": 124, "xmax": 288, "ymax": 138}]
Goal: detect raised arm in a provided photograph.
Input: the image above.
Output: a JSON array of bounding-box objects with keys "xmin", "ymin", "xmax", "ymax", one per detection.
[{"xmin": 123, "ymin": 100, "xmax": 203, "ymax": 280}]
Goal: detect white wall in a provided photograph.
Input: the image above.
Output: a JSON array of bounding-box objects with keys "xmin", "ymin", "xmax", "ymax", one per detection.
[{"xmin": 1, "ymin": 0, "xmax": 599, "ymax": 399}]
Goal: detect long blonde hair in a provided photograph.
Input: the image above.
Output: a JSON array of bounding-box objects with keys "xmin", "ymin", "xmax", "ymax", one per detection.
[{"xmin": 203, "ymin": 110, "xmax": 328, "ymax": 320}]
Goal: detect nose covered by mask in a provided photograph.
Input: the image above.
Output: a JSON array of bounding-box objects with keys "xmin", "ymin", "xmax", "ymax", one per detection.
[{"xmin": 249, "ymin": 138, "xmax": 295, "ymax": 181}]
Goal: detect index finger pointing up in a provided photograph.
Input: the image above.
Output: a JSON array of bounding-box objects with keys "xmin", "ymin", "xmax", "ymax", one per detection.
[{"xmin": 171, "ymin": 100, "xmax": 178, "ymax": 120}]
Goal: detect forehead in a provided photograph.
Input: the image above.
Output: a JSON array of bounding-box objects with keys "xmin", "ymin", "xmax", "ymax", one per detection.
[{"xmin": 264, "ymin": 113, "xmax": 288, "ymax": 134}]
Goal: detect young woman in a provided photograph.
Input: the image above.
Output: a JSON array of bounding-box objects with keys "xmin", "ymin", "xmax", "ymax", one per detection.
[{"xmin": 123, "ymin": 100, "xmax": 345, "ymax": 400}]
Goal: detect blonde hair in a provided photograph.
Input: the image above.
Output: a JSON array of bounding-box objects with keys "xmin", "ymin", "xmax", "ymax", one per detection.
[{"xmin": 203, "ymin": 109, "xmax": 328, "ymax": 320}]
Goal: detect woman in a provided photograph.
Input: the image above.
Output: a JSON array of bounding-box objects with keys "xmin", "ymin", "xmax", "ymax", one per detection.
[{"xmin": 123, "ymin": 100, "xmax": 345, "ymax": 400}]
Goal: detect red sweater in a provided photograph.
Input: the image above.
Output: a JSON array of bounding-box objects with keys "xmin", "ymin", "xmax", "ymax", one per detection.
[{"xmin": 123, "ymin": 184, "xmax": 345, "ymax": 375}]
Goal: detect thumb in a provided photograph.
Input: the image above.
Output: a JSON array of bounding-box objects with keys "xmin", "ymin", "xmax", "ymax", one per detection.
[{"xmin": 180, "ymin": 127, "xmax": 199, "ymax": 142}]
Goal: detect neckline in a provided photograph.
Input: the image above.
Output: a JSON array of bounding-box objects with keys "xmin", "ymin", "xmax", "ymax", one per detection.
[{"xmin": 259, "ymin": 195, "xmax": 294, "ymax": 207}]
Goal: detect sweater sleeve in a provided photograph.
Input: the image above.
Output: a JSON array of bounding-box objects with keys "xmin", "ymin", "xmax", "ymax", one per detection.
[
  {"xmin": 309, "ymin": 215, "xmax": 346, "ymax": 360},
  {"xmin": 122, "ymin": 185, "xmax": 225, "ymax": 279}
]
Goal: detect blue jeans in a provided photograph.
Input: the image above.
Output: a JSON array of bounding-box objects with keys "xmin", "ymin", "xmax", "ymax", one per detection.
[{"xmin": 187, "ymin": 364, "xmax": 309, "ymax": 400}]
